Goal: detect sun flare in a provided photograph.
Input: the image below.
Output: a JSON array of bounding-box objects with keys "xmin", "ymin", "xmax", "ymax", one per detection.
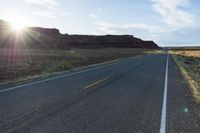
[
  {"xmin": 11, "ymin": 22, "xmax": 25, "ymax": 32},
  {"xmin": 5, "ymin": 15, "xmax": 28, "ymax": 33}
]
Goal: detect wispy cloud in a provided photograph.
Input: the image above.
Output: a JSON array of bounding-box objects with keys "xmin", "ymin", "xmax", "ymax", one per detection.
[
  {"xmin": 96, "ymin": 21, "xmax": 163, "ymax": 34},
  {"xmin": 32, "ymin": 11, "xmax": 56, "ymax": 18},
  {"xmin": 25, "ymin": 0, "xmax": 58, "ymax": 8},
  {"xmin": 90, "ymin": 13, "xmax": 99, "ymax": 19},
  {"xmin": 61, "ymin": 12, "xmax": 72, "ymax": 16},
  {"xmin": 151, "ymin": 0, "xmax": 195, "ymax": 28},
  {"xmin": 151, "ymin": 26, "xmax": 200, "ymax": 46},
  {"xmin": 98, "ymin": 8, "xmax": 103, "ymax": 12}
]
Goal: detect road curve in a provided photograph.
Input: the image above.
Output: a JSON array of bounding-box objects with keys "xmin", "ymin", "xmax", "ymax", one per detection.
[{"xmin": 0, "ymin": 54, "xmax": 199, "ymax": 133}]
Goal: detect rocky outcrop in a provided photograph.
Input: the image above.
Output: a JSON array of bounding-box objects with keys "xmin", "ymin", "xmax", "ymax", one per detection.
[{"xmin": 57, "ymin": 34, "xmax": 159, "ymax": 49}]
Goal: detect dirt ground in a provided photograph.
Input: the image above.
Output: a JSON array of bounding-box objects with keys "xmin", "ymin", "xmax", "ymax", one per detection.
[{"xmin": 172, "ymin": 49, "xmax": 200, "ymax": 103}]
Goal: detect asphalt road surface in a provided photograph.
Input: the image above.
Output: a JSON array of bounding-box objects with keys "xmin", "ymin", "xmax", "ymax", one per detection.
[{"xmin": 0, "ymin": 54, "xmax": 199, "ymax": 133}]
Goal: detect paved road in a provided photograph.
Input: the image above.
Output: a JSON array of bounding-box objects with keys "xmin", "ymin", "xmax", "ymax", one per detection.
[{"xmin": 0, "ymin": 54, "xmax": 199, "ymax": 133}]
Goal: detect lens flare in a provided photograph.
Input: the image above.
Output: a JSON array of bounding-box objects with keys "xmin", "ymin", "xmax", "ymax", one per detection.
[
  {"xmin": 10, "ymin": 22, "xmax": 25, "ymax": 33},
  {"xmin": 4, "ymin": 14, "xmax": 28, "ymax": 33}
]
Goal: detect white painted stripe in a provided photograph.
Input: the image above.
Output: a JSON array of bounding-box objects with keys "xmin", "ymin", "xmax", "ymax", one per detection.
[
  {"xmin": 0, "ymin": 62, "xmax": 119, "ymax": 93},
  {"xmin": 160, "ymin": 55, "xmax": 169, "ymax": 133}
]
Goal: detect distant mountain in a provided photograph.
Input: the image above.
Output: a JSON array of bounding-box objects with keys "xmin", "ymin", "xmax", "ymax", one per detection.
[{"xmin": 0, "ymin": 19, "xmax": 160, "ymax": 49}]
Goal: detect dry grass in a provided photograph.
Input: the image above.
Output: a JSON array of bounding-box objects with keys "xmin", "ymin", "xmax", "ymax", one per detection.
[
  {"xmin": 172, "ymin": 50, "xmax": 200, "ymax": 103},
  {"xmin": 173, "ymin": 50, "xmax": 200, "ymax": 57},
  {"xmin": 0, "ymin": 48, "xmax": 156, "ymax": 84}
]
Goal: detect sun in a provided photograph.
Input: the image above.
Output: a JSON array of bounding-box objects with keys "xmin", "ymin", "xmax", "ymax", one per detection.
[
  {"xmin": 11, "ymin": 22, "xmax": 25, "ymax": 32},
  {"xmin": 5, "ymin": 14, "xmax": 28, "ymax": 33}
]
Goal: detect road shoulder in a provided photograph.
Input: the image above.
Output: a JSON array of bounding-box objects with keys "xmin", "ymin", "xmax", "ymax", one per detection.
[{"xmin": 167, "ymin": 56, "xmax": 200, "ymax": 133}]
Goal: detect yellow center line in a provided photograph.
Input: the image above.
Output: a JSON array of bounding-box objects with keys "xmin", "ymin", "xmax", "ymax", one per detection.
[{"xmin": 83, "ymin": 76, "xmax": 110, "ymax": 89}]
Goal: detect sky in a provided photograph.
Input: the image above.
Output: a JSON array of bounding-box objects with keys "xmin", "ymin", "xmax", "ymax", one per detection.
[{"xmin": 0, "ymin": 0, "xmax": 200, "ymax": 46}]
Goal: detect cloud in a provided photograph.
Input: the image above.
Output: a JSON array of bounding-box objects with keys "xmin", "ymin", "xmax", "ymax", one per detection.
[
  {"xmin": 25, "ymin": 0, "xmax": 58, "ymax": 8},
  {"xmin": 98, "ymin": 8, "xmax": 103, "ymax": 11},
  {"xmin": 32, "ymin": 11, "xmax": 56, "ymax": 18},
  {"xmin": 151, "ymin": 0, "xmax": 195, "ymax": 28},
  {"xmin": 61, "ymin": 12, "xmax": 72, "ymax": 16},
  {"xmin": 96, "ymin": 21, "xmax": 163, "ymax": 34},
  {"xmin": 90, "ymin": 13, "xmax": 99, "ymax": 19},
  {"xmin": 153, "ymin": 27, "xmax": 200, "ymax": 46}
]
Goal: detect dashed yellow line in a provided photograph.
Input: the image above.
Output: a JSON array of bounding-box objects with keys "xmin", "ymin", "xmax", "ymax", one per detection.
[{"xmin": 83, "ymin": 76, "xmax": 110, "ymax": 89}]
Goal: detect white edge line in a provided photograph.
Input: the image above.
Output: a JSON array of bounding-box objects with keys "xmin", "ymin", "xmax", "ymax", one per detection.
[
  {"xmin": 0, "ymin": 62, "xmax": 119, "ymax": 93},
  {"xmin": 160, "ymin": 55, "xmax": 169, "ymax": 133}
]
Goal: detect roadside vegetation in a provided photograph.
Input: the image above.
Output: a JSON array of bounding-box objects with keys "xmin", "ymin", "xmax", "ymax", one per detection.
[
  {"xmin": 44, "ymin": 61, "xmax": 72, "ymax": 73},
  {"xmin": 172, "ymin": 50, "xmax": 200, "ymax": 103},
  {"xmin": 0, "ymin": 48, "xmax": 158, "ymax": 84}
]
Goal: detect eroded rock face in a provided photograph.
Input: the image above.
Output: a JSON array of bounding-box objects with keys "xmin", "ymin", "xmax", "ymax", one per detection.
[
  {"xmin": 57, "ymin": 34, "xmax": 159, "ymax": 49},
  {"xmin": 0, "ymin": 19, "xmax": 160, "ymax": 50},
  {"xmin": 28, "ymin": 27, "xmax": 60, "ymax": 37}
]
